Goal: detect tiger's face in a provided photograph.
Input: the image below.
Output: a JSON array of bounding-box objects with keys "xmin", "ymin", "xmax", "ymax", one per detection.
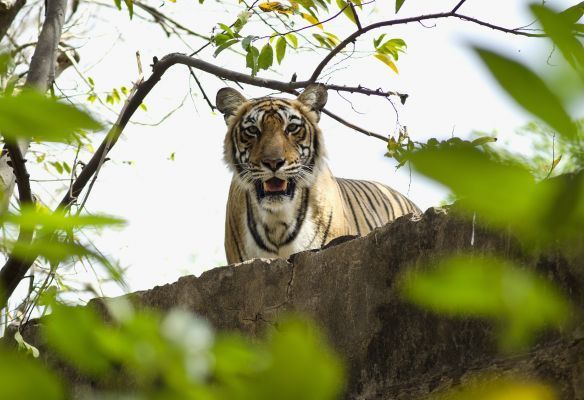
[{"xmin": 217, "ymin": 85, "xmax": 328, "ymax": 210}]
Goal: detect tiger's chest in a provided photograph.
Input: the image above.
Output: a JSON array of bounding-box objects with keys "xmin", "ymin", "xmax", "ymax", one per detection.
[
  {"xmin": 240, "ymin": 191, "xmax": 333, "ymax": 260},
  {"xmin": 242, "ymin": 214, "xmax": 319, "ymax": 260}
]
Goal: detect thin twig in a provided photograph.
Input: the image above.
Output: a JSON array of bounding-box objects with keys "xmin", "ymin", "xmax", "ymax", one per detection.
[
  {"xmin": 189, "ymin": 67, "xmax": 216, "ymax": 111},
  {"xmin": 451, "ymin": 0, "xmax": 467, "ymax": 13},
  {"xmin": 349, "ymin": 2, "xmax": 362, "ymax": 30},
  {"xmin": 321, "ymin": 109, "xmax": 386, "ymax": 141}
]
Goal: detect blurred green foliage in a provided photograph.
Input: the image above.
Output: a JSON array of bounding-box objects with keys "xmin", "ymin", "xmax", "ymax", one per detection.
[
  {"xmin": 38, "ymin": 299, "xmax": 344, "ymax": 399},
  {"xmin": 0, "ymin": 348, "xmax": 64, "ymax": 400},
  {"xmin": 0, "ymin": 90, "xmax": 101, "ymax": 143},
  {"xmin": 400, "ymin": 255, "xmax": 570, "ymax": 349},
  {"xmin": 434, "ymin": 377, "xmax": 556, "ymax": 400},
  {"xmin": 398, "ymin": 3, "xmax": 583, "ymax": 352}
]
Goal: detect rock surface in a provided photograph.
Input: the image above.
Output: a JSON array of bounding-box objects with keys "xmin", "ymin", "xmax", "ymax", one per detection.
[{"xmin": 22, "ymin": 207, "xmax": 584, "ymax": 399}]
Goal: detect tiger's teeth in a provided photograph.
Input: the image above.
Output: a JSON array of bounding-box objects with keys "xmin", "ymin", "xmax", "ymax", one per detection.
[{"xmin": 263, "ymin": 178, "xmax": 288, "ymax": 193}]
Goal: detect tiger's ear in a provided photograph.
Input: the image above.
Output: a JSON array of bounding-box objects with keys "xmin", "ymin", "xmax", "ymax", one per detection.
[
  {"xmin": 297, "ymin": 84, "xmax": 327, "ymax": 112},
  {"xmin": 216, "ymin": 88, "xmax": 247, "ymax": 120}
]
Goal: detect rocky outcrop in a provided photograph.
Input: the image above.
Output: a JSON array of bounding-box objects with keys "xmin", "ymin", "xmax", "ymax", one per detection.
[{"xmin": 21, "ymin": 207, "xmax": 584, "ymax": 399}]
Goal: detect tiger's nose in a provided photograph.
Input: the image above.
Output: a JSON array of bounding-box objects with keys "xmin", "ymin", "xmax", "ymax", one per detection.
[{"xmin": 262, "ymin": 158, "xmax": 285, "ymax": 171}]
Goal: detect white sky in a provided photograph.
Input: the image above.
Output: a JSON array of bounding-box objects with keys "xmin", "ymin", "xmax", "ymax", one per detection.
[{"xmin": 7, "ymin": 0, "xmax": 577, "ymax": 302}]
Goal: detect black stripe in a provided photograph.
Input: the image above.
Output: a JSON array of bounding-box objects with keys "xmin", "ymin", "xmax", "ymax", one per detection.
[
  {"xmin": 282, "ymin": 188, "xmax": 310, "ymax": 245},
  {"xmin": 229, "ymin": 214, "xmax": 244, "ymax": 262},
  {"xmin": 231, "ymin": 129, "xmax": 242, "ymax": 173},
  {"xmin": 320, "ymin": 211, "xmax": 333, "ymax": 248},
  {"xmin": 344, "ymin": 180, "xmax": 375, "ymax": 231},
  {"xmin": 368, "ymin": 182, "xmax": 391, "ymax": 221},
  {"xmin": 246, "ymin": 194, "xmax": 276, "ymax": 253},
  {"xmin": 338, "ymin": 179, "xmax": 361, "ymax": 236},
  {"xmin": 407, "ymin": 199, "xmax": 421, "ymax": 213},
  {"xmin": 352, "ymin": 180, "xmax": 384, "ymax": 227},
  {"xmin": 389, "ymin": 189, "xmax": 406, "ymax": 216},
  {"xmin": 376, "ymin": 185, "xmax": 394, "ymax": 220}
]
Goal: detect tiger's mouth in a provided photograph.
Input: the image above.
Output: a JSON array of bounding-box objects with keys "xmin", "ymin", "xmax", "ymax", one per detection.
[{"xmin": 255, "ymin": 178, "xmax": 296, "ymax": 200}]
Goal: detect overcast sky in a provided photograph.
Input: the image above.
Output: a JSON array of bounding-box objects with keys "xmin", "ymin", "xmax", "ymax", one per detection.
[{"xmin": 10, "ymin": 0, "xmax": 576, "ymax": 301}]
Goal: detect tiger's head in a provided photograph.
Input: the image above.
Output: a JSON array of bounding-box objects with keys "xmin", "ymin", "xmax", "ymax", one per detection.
[{"xmin": 216, "ymin": 85, "xmax": 328, "ymax": 210}]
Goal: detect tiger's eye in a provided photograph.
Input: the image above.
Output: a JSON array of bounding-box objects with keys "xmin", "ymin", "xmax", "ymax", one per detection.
[
  {"xmin": 246, "ymin": 126, "xmax": 260, "ymax": 135},
  {"xmin": 286, "ymin": 123, "xmax": 299, "ymax": 133}
]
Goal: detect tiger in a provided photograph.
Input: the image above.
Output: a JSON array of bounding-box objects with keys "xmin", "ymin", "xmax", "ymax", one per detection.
[{"xmin": 216, "ymin": 84, "xmax": 421, "ymax": 264}]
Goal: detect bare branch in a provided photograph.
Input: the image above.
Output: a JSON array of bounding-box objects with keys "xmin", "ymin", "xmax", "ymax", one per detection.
[
  {"xmin": 452, "ymin": 13, "xmax": 546, "ymax": 37},
  {"xmin": 0, "ymin": 0, "xmax": 26, "ymax": 41},
  {"xmin": 25, "ymin": 0, "xmax": 68, "ymax": 90},
  {"xmin": 310, "ymin": 10, "xmax": 545, "ymax": 81}
]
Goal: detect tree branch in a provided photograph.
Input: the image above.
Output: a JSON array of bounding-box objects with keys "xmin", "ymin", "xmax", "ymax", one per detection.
[
  {"xmin": 0, "ymin": 0, "xmax": 68, "ymax": 308},
  {"xmin": 309, "ymin": 10, "xmax": 545, "ymax": 81},
  {"xmin": 451, "ymin": 0, "xmax": 466, "ymax": 13},
  {"xmin": 25, "ymin": 0, "xmax": 68, "ymax": 90},
  {"xmin": 0, "ymin": 142, "xmax": 33, "ymax": 307},
  {"xmin": 0, "ymin": 0, "xmax": 26, "ymax": 41}
]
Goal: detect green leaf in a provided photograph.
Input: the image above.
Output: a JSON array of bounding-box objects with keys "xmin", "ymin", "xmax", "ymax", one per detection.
[
  {"xmin": 531, "ymin": 5, "xmax": 584, "ymax": 77},
  {"xmin": 276, "ymin": 36, "xmax": 287, "ymax": 64},
  {"xmin": 313, "ymin": 33, "xmax": 337, "ymax": 49},
  {"xmin": 373, "ymin": 34, "xmax": 386, "ymax": 49},
  {"xmin": 123, "ymin": 0, "xmax": 133, "ymax": 18},
  {"xmin": 43, "ymin": 305, "xmax": 114, "ymax": 376},
  {"xmin": 470, "ymin": 136, "xmax": 497, "ymax": 146},
  {"xmin": 218, "ymin": 23, "xmax": 236, "ymax": 38},
  {"xmin": 475, "ymin": 47, "xmax": 576, "ymax": 140},
  {"xmin": 234, "ymin": 11, "xmax": 250, "ymax": 33},
  {"xmin": 214, "ymin": 33, "xmax": 232, "ymax": 46},
  {"xmin": 375, "ymin": 38, "xmax": 406, "ymax": 60},
  {"xmin": 50, "ymin": 161, "xmax": 63, "ymax": 175},
  {"xmin": 258, "ymin": 43, "xmax": 274, "ymax": 70},
  {"xmin": 219, "ymin": 317, "xmax": 344, "ymax": 400},
  {"xmin": 241, "ymin": 35, "xmax": 255, "ymax": 50},
  {"xmin": 286, "ymin": 33, "xmax": 298, "ymax": 48},
  {"xmin": 246, "ymin": 45, "xmax": 260, "ymax": 76},
  {"xmin": 400, "ymin": 255, "xmax": 571, "ymax": 349},
  {"xmin": 560, "ymin": 1, "xmax": 584, "ymax": 24},
  {"xmin": 11, "ymin": 239, "xmax": 94, "ymax": 265},
  {"xmin": 409, "ymin": 145, "xmax": 538, "ymax": 229},
  {"xmin": 214, "ymin": 38, "xmax": 239, "ymax": 57},
  {"xmin": 374, "ymin": 53, "xmax": 398, "ymax": 73},
  {"xmin": 0, "ymin": 91, "xmax": 101, "ymax": 142},
  {"xmin": 0, "ymin": 350, "xmax": 64, "ymax": 400},
  {"xmin": 14, "ymin": 331, "xmax": 40, "ymax": 358},
  {"xmin": 0, "ymin": 52, "xmax": 11, "ymax": 76},
  {"xmin": 1, "ymin": 207, "xmax": 126, "ymax": 231},
  {"xmin": 395, "ymin": 0, "xmax": 405, "ymax": 13},
  {"xmin": 113, "ymin": 0, "xmax": 121, "ymax": 10}
]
